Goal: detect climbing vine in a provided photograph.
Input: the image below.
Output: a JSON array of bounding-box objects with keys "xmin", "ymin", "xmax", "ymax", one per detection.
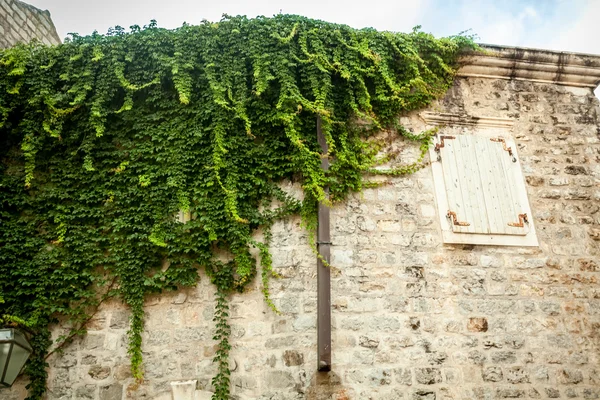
[{"xmin": 0, "ymin": 15, "xmax": 476, "ymax": 399}]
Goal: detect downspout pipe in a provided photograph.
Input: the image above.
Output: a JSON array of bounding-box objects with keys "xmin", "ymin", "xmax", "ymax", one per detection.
[{"xmin": 316, "ymin": 116, "xmax": 331, "ymax": 371}]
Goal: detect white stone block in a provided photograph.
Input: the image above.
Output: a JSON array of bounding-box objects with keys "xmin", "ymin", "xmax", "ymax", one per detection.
[{"xmin": 331, "ymin": 249, "xmax": 353, "ymax": 266}]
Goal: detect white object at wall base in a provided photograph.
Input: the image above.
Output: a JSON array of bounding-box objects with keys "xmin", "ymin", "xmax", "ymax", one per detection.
[
  {"xmin": 170, "ymin": 380, "xmax": 197, "ymax": 400},
  {"xmin": 169, "ymin": 381, "xmax": 213, "ymax": 400}
]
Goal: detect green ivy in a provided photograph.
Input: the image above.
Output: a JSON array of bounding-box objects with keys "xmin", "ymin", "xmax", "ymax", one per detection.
[{"xmin": 0, "ymin": 15, "xmax": 476, "ymax": 399}]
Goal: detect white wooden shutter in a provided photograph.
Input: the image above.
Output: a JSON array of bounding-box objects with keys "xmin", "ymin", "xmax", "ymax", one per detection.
[{"xmin": 431, "ymin": 133, "xmax": 537, "ymax": 246}]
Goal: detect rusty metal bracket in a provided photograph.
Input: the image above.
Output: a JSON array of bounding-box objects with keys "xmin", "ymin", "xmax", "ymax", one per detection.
[
  {"xmin": 508, "ymin": 213, "xmax": 529, "ymax": 227},
  {"xmin": 434, "ymin": 135, "xmax": 456, "ymax": 152},
  {"xmin": 447, "ymin": 211, "xmax": 470, "ymax": 226},
  {"xmin": 490, "ymin": 137, "xmax": 517, "ymax": 162}
]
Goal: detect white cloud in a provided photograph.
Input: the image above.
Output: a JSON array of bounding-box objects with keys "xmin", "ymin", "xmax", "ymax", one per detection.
[
  {"xmin": 547, "ymin": 0, "xmax": 600, "ymax": 54},
  {"xmin": 522, "ymin": 6, "xmax": 538, "ymax": 19},
  {"xmin": 450, "ymin": 1, "xmax": 541, "ymax": 47}
]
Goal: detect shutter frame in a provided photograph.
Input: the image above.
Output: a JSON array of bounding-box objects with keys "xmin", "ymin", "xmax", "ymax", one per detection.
[{"xmin": 430, "ymin": 132, "xmax": 538, "ymax": 246}]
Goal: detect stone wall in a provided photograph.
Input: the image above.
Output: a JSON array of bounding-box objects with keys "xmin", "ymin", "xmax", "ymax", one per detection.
[
  {"xmin": 0, "ymin": 0, "xmax": 60, "ymax": 48},
  {"xmin": 3, "ymin": 48, "xmax": 600, "ymax": 400}
]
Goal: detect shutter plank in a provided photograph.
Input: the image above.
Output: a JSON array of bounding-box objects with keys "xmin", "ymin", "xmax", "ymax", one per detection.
[
  {"xmin": 461, "ymin": 136, "xmax": 489, "ymax": 233},
  {"xmin": 452, "ymin": 136, "xmax": 475, "ymax": 233},
  {"xmin": 440, "ymin": 137, "xmax": 468, "ymax": 233},
  {"xmin": 488, "ymin": 138, "xmax": 512, "ymax": 234},
  {"xmin": 475, "ymin": 140, "xmax": 498, "ymax": 233},
  {"xmin": 475, "ymin": 138, "xmax": 503, "ymax": 234},
  {"xmin": 498, "ymin": 139, "xmax": 529, "ymax": 235},
  {"xmin": 439, "ymin": 137, "xmax": 459, "ymax": 232},
  {"xmin": 497, "ymin": 140, "xmax": 519, "ymax": 235}
]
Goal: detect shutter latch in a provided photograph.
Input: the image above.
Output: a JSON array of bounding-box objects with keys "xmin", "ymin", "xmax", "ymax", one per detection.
[
  {"xmin": 447, "ymin": 211, "xmax": 470, "ymax": 226},
  {"xmin": 508, "ymin": 213, "xmax": 528, "ymax": 227}
]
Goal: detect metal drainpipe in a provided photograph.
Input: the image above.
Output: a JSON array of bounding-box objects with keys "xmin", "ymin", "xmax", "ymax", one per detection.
[{"xmin": 316, "ymin": 115, "xmax": 331, "ymax": 371}]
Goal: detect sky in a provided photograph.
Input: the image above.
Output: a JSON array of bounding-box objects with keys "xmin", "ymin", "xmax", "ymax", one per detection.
[{"xmin": 25, "ymin": 0, "xmax": 600, "ymax": 96}]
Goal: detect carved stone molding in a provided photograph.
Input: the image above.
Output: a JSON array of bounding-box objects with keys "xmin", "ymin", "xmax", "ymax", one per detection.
[
  {"xmin": 458, "ymin": 45, "xmax": 600, "ymax": 89},
  {"xmin": 420, "ymin": 112, "xmax": 514, "ymax": 129}
]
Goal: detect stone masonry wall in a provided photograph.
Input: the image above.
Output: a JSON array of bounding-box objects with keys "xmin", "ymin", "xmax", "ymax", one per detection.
[
  {"xmin": 0, "ymin": 0, "xmax": 60, "ymax": 48},
  {"xmin": 3, "ymin": 76, "xmax": 600, "ymax": 399}
]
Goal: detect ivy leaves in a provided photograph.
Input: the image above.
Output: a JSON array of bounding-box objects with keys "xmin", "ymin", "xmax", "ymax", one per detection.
[{"xmin": 0, "ymin": 15, "xmax": 475, "ymax": 399}]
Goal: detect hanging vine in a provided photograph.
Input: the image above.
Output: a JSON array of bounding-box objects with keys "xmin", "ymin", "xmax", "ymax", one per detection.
[{"xmin": 0, "ymin": 15, "xmax": 476, "ymax": 399}]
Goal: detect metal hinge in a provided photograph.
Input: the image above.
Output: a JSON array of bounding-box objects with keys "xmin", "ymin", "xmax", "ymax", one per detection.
[
  {"xmin": 434, "ymin": 135, "xmax": 456, "ymax": 152},
  {"xmin": 508, "ymin": 213, "xmax": 528, "ymax": 227},
  {"xmin": 447, "ymin": 211, "xmax": 470, "ymax": 226},
  {"xmin": 490, "ymin": 137, "xmax": 517, "ymax": 162}
]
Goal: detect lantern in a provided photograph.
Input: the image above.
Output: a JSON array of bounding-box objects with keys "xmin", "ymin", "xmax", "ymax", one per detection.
[{"xmin": 0, "ymin": 328, "xmax": 33, "ymax": 387}]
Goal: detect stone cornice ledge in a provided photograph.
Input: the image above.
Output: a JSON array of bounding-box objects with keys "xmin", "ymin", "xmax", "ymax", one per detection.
[
  {"xmin": 420, "ymin": 112, "xmax": 514, "ymax": 129},
  {"xmin": 458, "ymin": 44, "xmax": 600, "ymax": 89}
]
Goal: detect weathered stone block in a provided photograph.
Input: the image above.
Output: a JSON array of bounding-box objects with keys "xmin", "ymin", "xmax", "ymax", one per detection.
[
  {"xmin": 491, "ymin": 351, "xmax": 517, "ymax": 364},
  {"xmin": 75, "ymin": 385, "xmax": 97, "ymax": 399},
  {"xmin": 99, "ymin": 384, "xmax": 123, "ymax": 400},
  {"xmin": 356, "ymin": 216, "xmax": 377, "ymax": 232},
  {"xmin": 467, "ymin": 317, "xmax": 488, "ymax": 332},
  {"xmin": 88, "ymin": 365, "xmax": 111, "ymax": 380},
  {"xmin": 467, "ymin": 350, "xmax": 487, "ymax": 365},
  {"xmin": 233, "ymin": 375, "xmax": 258, "ymax": 391},
  {"xmin": 496, "ymin": 388, "xmax": 526, "ymax": 398},
  {"xmin": 367, "ymin": 369, "xmax": 392, "ymax": 386},
  {"xmin": 345, "ymin": 369, "xmax": 365, "ymax": 384},
  {"xmin": 394, "ymin": 368, "xmax": 413, "ymax": 385},
  {"xmin": 53, "ymin": 353, "xmax": 77, "ymax": 368},
  {"xmin": 264, "ymin": 335, "xmax": 298, "ymax": 349},
  {"xmin": 172, "ymin": 292, "xmax": 188, "ymax": 304},
  {"xmin": 526, "ymin": 176, "xmax": 545, "ymax": 186},
  {"xmin": 427, "ymin": 351, "xmax": 448, "ymax": 366},
  {"xmin": 174, "ymin": 327, "xmax": 206, "ymax": 342},
  {"xmin": 282, "ymin": 350, "xmax": 304, "ymax": 366},
  {"xmin": 547, "ymin": 334, "xmax": 573, "ymax": 349},
  {"xmin": 331, "ymin": 249, "xmax": 354, "ymax": 266},
  {"xmin": 482, "ymin": 367, "xmax": 503, "ymax": 382},
  {"xmin": 415, "ymin": 368, "xmax": 442, "ymax": 385},
  {"xmin": 565, "ymin": 388, "xmax": 579, "ymax": 398},
  {"xmin": 559, "ymin": 369, "xmax": 584, "ymax": 384},
  {"xmin": 113, "ymin": 364, "xmax": 132, "ymax": 380},
  {"xmin": 359, "ymin": 335, "xmax": 379, "ymax": 349},
  {"xmin": 412, "ymin": 390, "xmax": 436, "ymax": 400},
  {"xmin": 503, "ymin": 336, "xmax": 524, "ymax": 350},
  {"xmin": 109, "ymin": 310, "xmax": 130, "ymax": 329},
  {"xmin": 565, "ymin": 165, "xmax": 587, "ymax": 175},
  {"xmin": 539, "ymin": 301, "xmax": 562, "ymax": 316},
  {"xmin": 480, "ymin": 255, "xmax": 503, "ymax": 268},
  {"xmin": 506, "ymin": 367, "xmax": 530, "ymax": 384},
  {"xmin": 83, "ymin": 334, "xmax": 105, "ymax": 350},
  {"xmin": 81, "ymin": 354, "xmax": 97, "ymax": 365},
  {"xmin": 292, "ymin": 315, "xmax": 316, "ymax": 332},
  {"xmin": 166, "ymin": 309, "xmax": 181, "ymax": 325}
]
